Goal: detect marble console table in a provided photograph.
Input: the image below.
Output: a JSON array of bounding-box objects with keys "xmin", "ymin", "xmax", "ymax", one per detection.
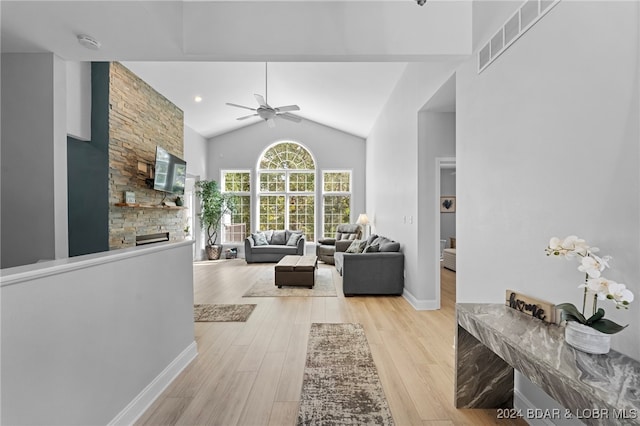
[{"xmin": 456, "ymin": 303, "xmax": 640, "ymax": 425}]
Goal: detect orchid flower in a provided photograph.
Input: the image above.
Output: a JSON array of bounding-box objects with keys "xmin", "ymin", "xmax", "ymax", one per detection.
[
  {"xmin": 577, "ymin": 254, "xmax": 610, "ymax": 278},
  {"xmin": 584, "ymin": 277, "xmax": 616, "ymax": 299},
  {"xmin": 547, "ymin": 235, "xmax": 634, "ymax": 334},
  {"xmin": 607, "ymin": 282, "xmax": 634, "ymax": 308},
  {"xmin": 545, "ymin": 235, "xmax": 593, "ymax": 258},
  {"xmin": 562, "ymin": 235, "xmax": 589, "ymax": 257}
]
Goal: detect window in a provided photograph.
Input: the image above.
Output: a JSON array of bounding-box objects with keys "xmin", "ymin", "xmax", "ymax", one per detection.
[
  {"xmin": 257, "ymin": 142, "xmax": 315, "ymax": 241},
  {"xmin": 322, "ymin": 171, "xmax": 351, "ymax": 238},
  {"xmin": 221, "ymin": 170, "xmax": 250, "ymax": 243}
]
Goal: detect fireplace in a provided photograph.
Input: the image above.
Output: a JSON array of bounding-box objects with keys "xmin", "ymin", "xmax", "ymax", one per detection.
[{"xmin": 136, "ymin": 232, "xmax": 170, "ymax": 246}]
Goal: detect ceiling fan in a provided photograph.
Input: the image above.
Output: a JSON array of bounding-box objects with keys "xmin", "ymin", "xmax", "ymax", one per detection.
[{"xmin": 226, "ymin": 62, "xmax": 302, "ymax": 128}]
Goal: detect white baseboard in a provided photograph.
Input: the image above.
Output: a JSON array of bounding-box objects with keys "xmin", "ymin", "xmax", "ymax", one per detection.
[
  {"xmin": 514, "ymin": 389, "xmax": 556, "ymax": 426},
  {"xmin": 108, "ymin": 341, "xmax": 198, "ymax": 426},
  {"xmin": 403, "ymin": 289, "xmax": 439, "ymax": 310}
]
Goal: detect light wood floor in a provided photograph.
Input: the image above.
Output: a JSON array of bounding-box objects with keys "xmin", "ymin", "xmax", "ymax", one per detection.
[{"xmin": 136, "ymin": 261, "xmax": 524, "ymax": 426}]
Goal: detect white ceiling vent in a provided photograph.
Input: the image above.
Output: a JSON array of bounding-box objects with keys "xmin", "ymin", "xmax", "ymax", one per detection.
[{"xmin": 478, "ymin": 0, "xmax": 561, "ymax": 73}]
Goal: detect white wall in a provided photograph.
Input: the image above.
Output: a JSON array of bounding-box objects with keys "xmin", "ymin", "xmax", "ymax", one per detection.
[
  {"xmin": 366, "ymin": 0, "xmax": 639, "ymax": 415},
  {"xmin": 53, "ymin": 55, "xmax": 69, "ymax": 263},
  {"xmin": 183, "ymin": 1, "xmax": 472, "ymax": 59},
  {"xmin": 183, "ymin": 125, "xmax": 207, "ymax": 259},
  {"xmin": 472, "ymin": 1, "xmax": 521, "ymax": 52},
  {"xmin": 1, "ymin": 53, "xmax": 68, "ymax": 268},
  {"xmin": 456, "ymin": 0, "xmax": 640, "ymax": 360},
  {"xmin": 366, "ymin": 63, "xmax": 458, "ymax": 307},
  {"xmin": 1, "ymin": 242, "xmax": 196, "ymax": 425},
  {"xmin": 184, "ymin": 124, "xmax": 207, "ymax": 179},
  {"xmin": 66, "ymin": 61, "xmax": 91, "ymax": 141},
  {"xmin": 208, "ymin": 118, "xmax": 366, "ymax": 240}
]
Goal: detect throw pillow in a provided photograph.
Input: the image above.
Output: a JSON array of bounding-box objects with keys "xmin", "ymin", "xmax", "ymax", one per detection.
[
  {"xmin": 262, "ymin": 229, "xmax": 274, "ymax": 244},
  {"xmin": 271, "ymin": 230, "xmax": 287, "ymax": 245},
  {"xmin": 379, "ymin": 241, "xmax": 400, "ymax": 252},
  {"xmin": 286, "ymin": 233, "xmax": 302, "ymax": 246},
  {"xmin": 346, "ymin": 239, "xmax": 367, "ymax": 253},
  {"xmin": 252, "ymin": 232, "xmax": 268, "ymax": 246},
  {"xmin": 363, "ymin": 243, "xmax": 380, "ymax": 253}
]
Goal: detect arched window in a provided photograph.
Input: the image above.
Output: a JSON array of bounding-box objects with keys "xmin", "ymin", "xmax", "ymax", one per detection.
[{"xmin": 257, "ymin": 142, "xmax": 316, "ymax": 240}]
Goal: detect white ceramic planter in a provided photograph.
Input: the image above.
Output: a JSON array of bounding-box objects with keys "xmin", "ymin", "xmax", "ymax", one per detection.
[{"xmin": 564, "ymin": 321, "xmax": 611, "ymax": 354}]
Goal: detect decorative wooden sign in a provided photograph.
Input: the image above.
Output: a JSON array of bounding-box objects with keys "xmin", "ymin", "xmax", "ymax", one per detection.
[{"xmin": 505, "ymin": 290, "xmax": 556, "ymax": 324}]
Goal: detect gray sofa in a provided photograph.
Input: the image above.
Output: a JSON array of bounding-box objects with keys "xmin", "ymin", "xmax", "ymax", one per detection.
[
  {"xmin": 244, "ymin": 230, "xmax": 305, "ymax": 263},
  {"xmin": 334, "ymin": 234, "xmax": 404, "ymax": 296}
]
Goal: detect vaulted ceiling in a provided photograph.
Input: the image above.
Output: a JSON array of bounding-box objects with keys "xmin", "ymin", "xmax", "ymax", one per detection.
[{"xmin": 1, "ymin": 1, "xmax": 471, "ymax": 138}]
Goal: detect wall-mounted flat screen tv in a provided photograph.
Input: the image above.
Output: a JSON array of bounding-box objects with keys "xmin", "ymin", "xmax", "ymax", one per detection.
[{"xmin": 153, "ymin": 146, "xmax": 187, "ymax": 195}]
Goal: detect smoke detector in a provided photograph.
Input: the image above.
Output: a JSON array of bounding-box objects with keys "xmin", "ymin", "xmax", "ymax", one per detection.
[{"xmin": 77, "ymin": 34, "xmax": 101, "ymax": 50}]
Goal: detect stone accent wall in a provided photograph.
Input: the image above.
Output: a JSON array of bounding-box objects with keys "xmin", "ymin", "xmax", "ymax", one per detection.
[{"xmin": 108, "ymin": 62, "xmax": 186, "ymax": 249}]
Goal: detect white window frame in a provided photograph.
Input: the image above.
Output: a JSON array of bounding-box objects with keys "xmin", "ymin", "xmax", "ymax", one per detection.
[
  {"xmin": 321, "ymin": 170, "xmax": 353, "ymax": 239},
  {"xmin": 257, "ymin": 169, "xmax": 316, "ymax": 239},
  {"xmin": 221, "ymin": 169, "xmax": 251, "ymax": 243}
]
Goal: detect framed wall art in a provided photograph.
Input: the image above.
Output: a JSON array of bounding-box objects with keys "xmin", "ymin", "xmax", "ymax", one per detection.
[{"xmin": 440, "ymin": 196, "xmax": 456, "ymax": 213}]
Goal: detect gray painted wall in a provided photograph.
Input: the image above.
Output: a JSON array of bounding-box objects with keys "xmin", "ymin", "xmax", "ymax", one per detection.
[
  {"xmin": 67, "ymin": 134, "xmax": 109, "ymax": 256},
  {"xmin": 1, "ymin": 53, "xmax": 67, "ymax": 268},
  {"xmin": 207, "ymin": 118, "xmax": 366, "ymax": 241}
]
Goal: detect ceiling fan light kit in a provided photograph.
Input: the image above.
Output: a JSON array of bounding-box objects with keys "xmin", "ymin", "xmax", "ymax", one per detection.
[{"xmin": 226, "ymin": 63, "xmax": 301, "ymax": 128}]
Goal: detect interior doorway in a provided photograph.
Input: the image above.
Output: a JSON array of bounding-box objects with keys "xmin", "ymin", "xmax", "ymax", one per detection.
[
  {"xmin": 416, "ymin": 72, "xmax": 456, "ymax": 310},
  {"xmin": 435, "ymin": 158, "xmax": 456, "ymax": 307}
]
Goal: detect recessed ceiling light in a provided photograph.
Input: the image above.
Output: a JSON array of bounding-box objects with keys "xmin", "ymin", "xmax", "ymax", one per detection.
[
  {"xmin": 194, "ymin": 96, "xmax": 203, "ymax": 103},
  {"xmin": 77, "ymin": 34, "xmax": 101, "ymax": 50}
]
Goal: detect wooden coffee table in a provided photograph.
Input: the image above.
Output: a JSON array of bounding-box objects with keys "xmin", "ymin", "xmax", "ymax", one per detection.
[{"xmin": 274, "ymin": 255, "xmax": 318, "ymax": 289}]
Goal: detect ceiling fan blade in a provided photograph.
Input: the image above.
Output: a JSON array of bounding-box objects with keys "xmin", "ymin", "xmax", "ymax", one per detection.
[
  {"xmin": 237, "ymin": 114, "xmax": 258, "ymax": 120},
  {"xmin": 275, "ymin": 105, "xmax": 300, "ymax": 113},
  {"xmin": 266, "ymin": 118, "xmax": 276, "ymax": 128},
  {"xmin": 226, "ymin": 102, "xmax": 256, "ymax": 111},
  {"xmin": 278, "ymin": 113, "xmax": 302, "ymax": 123},
  {"xmin": 254, "ymin": 94, "xmax": 267, "ymax": 107}
]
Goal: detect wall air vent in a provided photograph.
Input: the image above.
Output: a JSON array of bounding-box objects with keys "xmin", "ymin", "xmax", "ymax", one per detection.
[{"xmin": 478, "ymin": 0, "xmax": 561, "ymax": 73}]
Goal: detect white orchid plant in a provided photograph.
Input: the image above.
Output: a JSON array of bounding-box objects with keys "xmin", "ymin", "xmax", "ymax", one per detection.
[{"xmin": 545, "ymin": 235, "xmax": 634, "ymax": 334}]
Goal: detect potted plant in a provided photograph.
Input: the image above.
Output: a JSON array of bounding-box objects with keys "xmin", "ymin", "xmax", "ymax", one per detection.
[
  {"xmin": 195, "ymin": 180, "xmax": 236, "ymax": 260},
  {"xmin": 545, "ymin": 235, "xmax": 634, "ymax": 354}
]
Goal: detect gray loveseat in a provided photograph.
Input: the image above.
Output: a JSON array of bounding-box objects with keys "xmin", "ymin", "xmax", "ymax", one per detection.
[
  {"xmin": 244, "ymin": 230, "xmax": 305, "ymax": 263},
  {"xmin": 334, "ymin": 234, "xmax": 404, "ymax": 296}
]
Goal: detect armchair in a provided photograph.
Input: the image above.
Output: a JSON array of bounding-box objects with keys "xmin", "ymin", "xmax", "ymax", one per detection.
[{"xmin": 315, "ymin": 223, "xmax": 362, "ymax": 264}]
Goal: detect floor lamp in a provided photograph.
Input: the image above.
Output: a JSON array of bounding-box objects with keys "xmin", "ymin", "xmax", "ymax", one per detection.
[{"xmin": 357, "ymin": 213, "xmax": 370, "ymax": 239}]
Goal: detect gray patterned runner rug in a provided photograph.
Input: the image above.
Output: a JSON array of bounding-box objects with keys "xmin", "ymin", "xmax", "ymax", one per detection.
[
  {"xmin": 193, "ymin": 304, "xmax": 256, "ymax": 322},
  {"xmin": 297, "ymin": 323, "xmax": 395, "ymax": 425}
]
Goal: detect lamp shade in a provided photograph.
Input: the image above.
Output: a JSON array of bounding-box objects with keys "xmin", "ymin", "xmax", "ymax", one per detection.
[{"xmin": 356, "ymin": 213, "xmax": 370, "ymax": 225}]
